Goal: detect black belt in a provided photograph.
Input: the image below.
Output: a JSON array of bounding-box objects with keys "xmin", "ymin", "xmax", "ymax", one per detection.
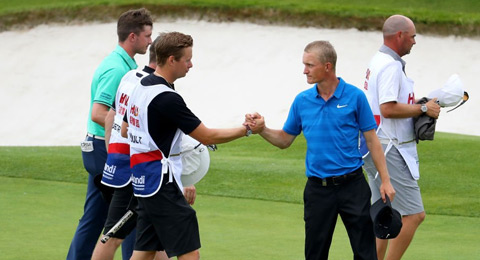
[{"xmin": 308, "ymin": 167, "xmax": 363, "ymax": 187}]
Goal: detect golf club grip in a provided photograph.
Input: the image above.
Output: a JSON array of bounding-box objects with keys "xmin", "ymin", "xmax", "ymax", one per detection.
[{"xmin": 100, "ymin": 210, "xmax": 135, "ymax": 244}]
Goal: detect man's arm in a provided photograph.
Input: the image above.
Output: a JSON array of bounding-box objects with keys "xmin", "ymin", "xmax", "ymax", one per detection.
[
  {"xmin": 121, "ymin": 121, "xmax": 129, "ymax": 138},
  {"xmin": 363, "ymin": 129, "xmax": 395, "ymax": 202},
  {"xmin": 259, "ymin": 127, "xmax": 296, "ymax": 149},
  {"xmin": 247, "ymin": 113, "xmax": 296, "ymax": 149},
  {"xmin": 380, "ymin": 98, "xmax": 440, "ymax": 119},
  {"xmin": 188, "ymin": 123, "xmax": 248, "ymax": 145},
  {"xmin": 104, "ymin": 109, "xmax": 116, "ymax": 149},
  {"xmin": 91, "ymin": 103, "xmax": 110, "ymax": 128}
]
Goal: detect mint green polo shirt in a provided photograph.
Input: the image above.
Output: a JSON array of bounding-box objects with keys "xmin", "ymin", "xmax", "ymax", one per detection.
[{"xmin": 86, "ymin": 45, "xmax": 138, "ymax": 137}]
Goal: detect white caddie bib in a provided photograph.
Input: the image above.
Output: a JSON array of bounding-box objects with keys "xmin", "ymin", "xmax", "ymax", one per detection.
[
  {"xmin": 101, "ymin": 69, "xmax": 150, "ymax": 188},
  {"xmin": 127, "ymin": 80, "xmax": 184, "ymax": 197},
  {"xmin": 364, "ymin": 50, "xmax": 420, "ymax": 179}
]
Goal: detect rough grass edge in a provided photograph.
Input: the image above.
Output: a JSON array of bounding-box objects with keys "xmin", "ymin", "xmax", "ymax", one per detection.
[{"xmin": 1, "ymin": 3, "xmax": 479, "ymax": 37}]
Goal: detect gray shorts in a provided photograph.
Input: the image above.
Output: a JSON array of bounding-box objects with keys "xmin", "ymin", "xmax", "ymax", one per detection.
[{"xmin": 364, "ymin": 145, "xmax": 424, "ymax": 216}]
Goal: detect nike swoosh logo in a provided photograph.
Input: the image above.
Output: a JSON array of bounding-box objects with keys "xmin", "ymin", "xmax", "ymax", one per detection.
[{"xmin": 337, "ymin": 104, "xmax": 348, "ymax": 108}]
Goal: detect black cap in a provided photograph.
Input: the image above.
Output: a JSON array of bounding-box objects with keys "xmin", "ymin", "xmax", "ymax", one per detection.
[{"xmin": 370, "ymin": 195, "xmax": 402, "ymax": 239}]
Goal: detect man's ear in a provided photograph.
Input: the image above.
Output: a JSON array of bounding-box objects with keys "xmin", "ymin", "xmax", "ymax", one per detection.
[
  {"xmin": 396, "ymin": 30, "xmax": 404, "ymax": 39},
  {"xmin": 166, "ymin": 55, "xmax": 175, "ymax": 66},
  {"xmin": 325, "ymin": 62, "xmax": 332, "ymax": 72},
  {"xmin": 127, "ymin": 32, "xmax": 136, "ymax": 42}
]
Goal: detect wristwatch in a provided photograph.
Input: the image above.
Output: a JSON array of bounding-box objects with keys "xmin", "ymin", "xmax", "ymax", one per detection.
[
  {"xmin": 245, "ymin": 125, "xmax": 252, "ymax": 137},
  {"xmin": 421, "ymin": 104, "xmax": 428, "ymax": 114}
]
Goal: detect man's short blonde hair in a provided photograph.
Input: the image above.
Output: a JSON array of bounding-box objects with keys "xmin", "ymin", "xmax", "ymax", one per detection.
[{"xmin": 304, "ymin": 41, "xmax": 337, "ymax": 70}]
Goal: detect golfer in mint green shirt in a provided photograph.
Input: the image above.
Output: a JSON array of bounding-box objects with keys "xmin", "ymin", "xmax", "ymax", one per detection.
[
  {"xmin": 87, "ymin": 44, "xmax": 138, "ymax": 137},
  {"xmin": 67, "ymin": 8, "xmax": 153, "ymax": 260}
]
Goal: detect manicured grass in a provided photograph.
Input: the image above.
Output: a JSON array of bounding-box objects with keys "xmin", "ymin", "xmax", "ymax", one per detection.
[
  {"xmin": 1, "ymin": 132, "xmax": 479, "ymax": 218},
  {"xmin": 416, "ymin": 132, "xmax": 480, "ymax": 217},
  {"xmin": 1, "ymin": 0, "xmax": 480, "ymax": 36},
  {"xmin": 0, "ymin": 133, "xmax": 478, "ymax": 258},
  {"xmin": 1, "ymin": 176, "xmax": 479, "ymax": 259},
  {"xmin": 0, "ymin": 177, "xmax": 85, "ymax": 259},
  {"xmin": 0, "ymin": 146, "xmax": 84, "ymax": 183}
]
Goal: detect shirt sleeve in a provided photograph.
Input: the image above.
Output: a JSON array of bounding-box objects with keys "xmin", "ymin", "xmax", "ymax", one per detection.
[
  {"xmin": 93, "ymin": 68, "xmax": 125, "ymax": 107},
  {"xmin": 282, "ymin": 95, "xmax": 302, "ymax": 136},
  {"xmin": 356, "ymin": 90, "xmax": 377, "ymax": 132},
  {"xmin": 378, "ymin": 61, "xmax": 403, "ymax": 105},
  {"xmin": 150, "ymin": 92, "xmax": 202, "ymax": 134}
]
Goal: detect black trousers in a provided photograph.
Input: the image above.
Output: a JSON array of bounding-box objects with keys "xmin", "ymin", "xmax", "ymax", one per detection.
[{"xmin": 304, "ymin": 169, "xmax": 376, "ymax": 260}]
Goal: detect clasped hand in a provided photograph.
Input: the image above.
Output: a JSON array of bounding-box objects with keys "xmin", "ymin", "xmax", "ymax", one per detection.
[{"xmin": 243, "ymin": 112, "xmax": 265, "ymax": 134}]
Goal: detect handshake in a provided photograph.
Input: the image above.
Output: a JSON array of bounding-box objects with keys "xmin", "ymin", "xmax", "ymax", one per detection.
[{"xmin": 243, "ymin": 112, "xmax": 265, "ymax": 135}]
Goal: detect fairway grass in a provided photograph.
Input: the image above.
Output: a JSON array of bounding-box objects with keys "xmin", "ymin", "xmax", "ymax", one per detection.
[
  {"xmin": 1, "ymin": 176, "xmax": 479, "ymax": 259},
  {"xmin": 3, "ymin": 133, "xmax": 478, "ymax": 218},
  {"xmin": 1, "ymin": 1, "xmax": 479, "ymax": 258}
]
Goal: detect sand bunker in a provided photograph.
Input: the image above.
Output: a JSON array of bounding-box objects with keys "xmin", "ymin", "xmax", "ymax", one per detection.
[{"xmin": 1, "ymin": 20, "xmax": 478, "ymax": 145}]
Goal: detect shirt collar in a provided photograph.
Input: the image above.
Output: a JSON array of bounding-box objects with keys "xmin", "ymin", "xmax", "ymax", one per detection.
[
  {"xmin": 143, "ymin": 66, "xmax": 155, "ymax": 74},
  {"xmin": 313, "ymin": 77, "xmax": 345, "ymax": 100},
  {"xmin": 151, "ymin": 73, "xmax": 175, "ymax": 90},
  {"xmin": 332, "ymin": 77, "xmax": 345, "ymax": 99},
  {"xmin": 114, "ymin": 45, "xmax": 138, "ymax": 70},
  {"xmin": 380, "ymin": 44, "xmax": 406, "ymax": 70}
]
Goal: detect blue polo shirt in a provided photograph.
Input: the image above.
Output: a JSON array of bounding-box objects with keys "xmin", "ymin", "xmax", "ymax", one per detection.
[
  {"xmin": 87, "ymin": 45, "xmax": 138, "ymax": 137},
  {"xmin": 283, "ymin": 77, "xmax": 377, "ymax": 178}
]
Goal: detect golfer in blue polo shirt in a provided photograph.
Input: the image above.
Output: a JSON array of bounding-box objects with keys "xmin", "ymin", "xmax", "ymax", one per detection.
[{"xmin": 246, "ymin": 40, "xmax": 395, "ymax": 260}]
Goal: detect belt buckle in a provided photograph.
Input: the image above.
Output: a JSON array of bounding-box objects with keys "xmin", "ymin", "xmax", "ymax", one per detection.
[
  {"xmin": 331, "ymin": 175, "xmax": 345, "ymax": 186},
  {"xmin": 322, "ymin": 179, "xmax": 327, "ymax": 186}
]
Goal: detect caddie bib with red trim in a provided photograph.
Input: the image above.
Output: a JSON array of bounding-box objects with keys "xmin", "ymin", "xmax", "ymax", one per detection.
[
  {"xmin": 102, "ymin": 69, "xmax": 149, "ymax": 188},
  {"xmin": 363, "ymin": 49, "xmax": 421, "ymax": 179},
  {"xmin": 364, "ymin": 51, "xmax": 415, "ymax": 144},
  {"xmin": 127, "ymin": 78, "xmax": 184, "ymax": 197}
]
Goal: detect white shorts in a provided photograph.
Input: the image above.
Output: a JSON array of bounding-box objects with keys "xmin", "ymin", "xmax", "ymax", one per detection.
[{"xmin": 364, "ymin": 145, "xmax": 424, "ymax": 216}]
